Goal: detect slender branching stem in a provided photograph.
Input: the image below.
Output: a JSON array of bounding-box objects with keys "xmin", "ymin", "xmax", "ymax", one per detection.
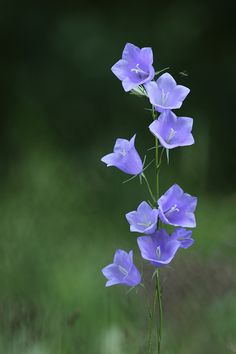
[
  {"xmin": 156, "ymin": 269, "xmax": 163, "ymax": 354},
  {"xmin": 143, "ymin": 105, "xmax": 164, "ymax": 354},
  {"xmin": 148, "ymin": 282, "xmax": 157, "ymax": 353},
  {"xmin": 152, "ymin": 105, "xmax": 163, "ymax": 354},
  {"xmin": 142, "ymin": 173, "xmax": 156, "ymax": 205}
]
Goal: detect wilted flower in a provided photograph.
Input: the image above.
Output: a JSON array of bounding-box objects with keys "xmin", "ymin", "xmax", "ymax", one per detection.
[
  {"xmin": 102, "ymin": 249, "xmax": 141, "ymax": 287},
  {"xmin": 145, "ymin": 73, "xmax": 190, "ymax": 112},
  {"xmin": 158, "ymin": 184, "xmax": 197, "ymax": 228},
  {"xmin": 111, "ymin": 43, "xmax": 155, "ymax": 92},
  {"xmin": 149, "ymin": 110, "xmax": 194, "ymax": 149},
  {"xmin": 126, "ymin": 201, "xmax": 158, "ymax": 234},
  {"xmin": 171, "ymin": 228, "xmax": 194, "ymax": 249},
  {"xmin": 101, "ymin": 135, "xmax": 143, "ymax": 175},
  {"xmin": 137, "ymin": 229, "xmax": 180, "ymax": 267}
]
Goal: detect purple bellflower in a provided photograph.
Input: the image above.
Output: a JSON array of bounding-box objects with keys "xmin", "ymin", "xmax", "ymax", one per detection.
[
  {"xmin": 111, "ymin": 43, "xmax": 155, "ymax": 92},
  {"xmin": 137, "ymin": 229, "xmax": 181, "ymax": 267},
  {"xmin": 145, "ymin": 73, "xmax": 190, "ymax": 112},
  {"xmin": 102, "ymin": 249, "xmax": 141, "ymax": 287},
  {"xmin": 101, "ymin": 135, "xmax": 143, "ymax": 175},
  {"xmin": 126, "ymin": 201, "xmax": 159, "ymax": 234},
  {"xmin": 158, "ymin": 184, "xmax": 197, "ymax": 228},
  {"xmin": 171, "ymin": 228, "xmax": 194, "ymax": 249},
  {"xmin": 149, "ymin": 110, "xmax": 194, "ymax": 149}
]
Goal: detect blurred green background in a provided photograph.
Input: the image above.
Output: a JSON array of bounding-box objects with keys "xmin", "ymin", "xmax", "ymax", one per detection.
[{"xmin": 0, "ymin": 1, "xmax": 236, "ymax": 353}]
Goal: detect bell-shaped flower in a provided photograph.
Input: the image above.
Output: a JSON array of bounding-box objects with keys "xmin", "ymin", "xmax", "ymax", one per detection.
[
  {"xmin": 149, "ymin": 110, "xmax": 194, "ymax": 149},
  {"xmin": 137, "ymin": 229, "xmax": 181, "ymax": 267},
  {"xmin": 171, "ymin": 228, "xmax": 194, "ymax": 249},
  {"xmin": 102, "ymin": 249, "xmax": 141, "ymax": 287},
  {"xmin": 157, "ymin": 184, "xmax": 197, "ymax": 228},
  {"xmin": 145, "ymin": 73, "xmax": 190, "ymax": 112},
  {"xmin": 111, "ymin": 43, "xmax": 155, "ymax": 92},
  {"xmin": 126, "ymin": 201, "xmax": 159, "ymax": 234},
  {"xmin": 101, "ymin": 135, "xmax": 143, "ymax": 175}
]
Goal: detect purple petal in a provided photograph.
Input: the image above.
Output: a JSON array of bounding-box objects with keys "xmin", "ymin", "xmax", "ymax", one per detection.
[
  {"xmin": 102, "ymin": 249, "xmax": 141, "ymax": 287},
  {"xmin": 122, "ymin": 77, "xmax": 138, "ymax": 92},
  {"xmin": 137, "ymin": 229, "xmax": 180, "ymax": 267},
  {"xmin": 149, "ymin": 111, "xmax": 194, "ymax": 149},
  {"xmin": 158, "ymin": 184, "xmax": 183, "ymax": 210},
  {"xmin": 101, "ymin": 153, "xmax": 117, "ymax": 167},
  {"xmin": 156, "ymin": 73, "xmax": 177, "ymax": 91},
  {"xmin": 111, "ymin": 59, "xmax": 128, "ymax": 81},
  {"xmin": 122, "ymin": 43, "xmax": 140, "ymax": 62},
  {"xmin": 172, "ymin": 85, "xmax": 190, "ymax": 102},
  {"xmin": 113, "ymin": 249, "xmax": 131, "ymax": 269},
  {"xmin": 114, "ymin": 138, "xmax": 130, "ymax": 152},
  {"xmin": 158, "ymin": 184, "xmax": 197, "ymax": 228},
  {"xmin": 146, "ymin": 74, "xmax": 190, "ymax": 112},
  {"xmin": 123, "ymin": 263, "xmax": 141, "ymax": 286},
  {"xmin": 137, "ymin": 201, "xmax": 153, "ymax": 214},
  {"xmin": 171, "ymin": 228, "xmax": 194, "ymax": 249},
  {"xmin": 145, "ymin": 81, "xmax": 163, "ymax": 106},
  {"xmin": 102, "ymin": 264, "xmax": 124, "ymax": 287},
  {"xmin": 139, "ymin": 47, "xmax": 153, "ymax": 65},
  {"xmin": 101, "ymin": 136, "xmax": 143, "ymax": 175},
  {"xmin": 126, "ymin": 201, "xmax": 158, "ymax": 234}
]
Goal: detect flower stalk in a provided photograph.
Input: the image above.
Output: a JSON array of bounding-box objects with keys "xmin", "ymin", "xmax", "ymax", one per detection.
[{"xmin": 101, "ymin": 42, "xmax": 198, "ymax": 354}]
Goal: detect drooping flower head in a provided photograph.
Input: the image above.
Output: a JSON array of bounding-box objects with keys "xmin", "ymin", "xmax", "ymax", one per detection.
[
  {"xmin": 171, "ymin": 228, "xmax": 194, "ymax": 249},
  {"xmin": 101, "ymin": 135, "xmax": 143, "ymax": 175},
  {"xmin": 137, "ymin": 229, "xmax": 180, "ymax": 267},
  {"xmin": 126, "ymin": 201, "xmax": 159, "ymax": 234},
  {"xmin": 149, "ymin": 110, "xmax": 194, "ymax": 149},
  {"xmin": 158, "ymin": 184, "xmax": 197, "ymax": 228},
  {"xmin": 145, "ymin": 73, "xmax": 190, "ymax": 112},
  {"xmin": 111, "ymin": 43, "xmax": 155, "ymax": 92},
  {"xmin": 102, "ymin": 249, "xmax": 141, "ymax": 287}
]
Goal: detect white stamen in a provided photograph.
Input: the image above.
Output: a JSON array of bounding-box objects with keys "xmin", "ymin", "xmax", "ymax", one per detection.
[
  {"xmin": 119, "ymin": 265, "xmax": 128, "ymax": 276},
  {"xmin": 131, "ymin": 63, "xmax": 148, "ymax": 76},
  {"xmin": 167, "ymin": 128, "xmax": 176, "ymax": 143},
  {"xmin": 137, "ymin": 221, "xmax": 152, "ymax": 227},
  {"xmin": 156, "ymin": 246, "xmax": 161, "ymax": 259},
  {"xmin": 161, "ymin": 89, "xmax": 169, "ymax": 105},
  {"xmin": 165, "ymin": 204, "xmax": 180, "ymax": 216}
]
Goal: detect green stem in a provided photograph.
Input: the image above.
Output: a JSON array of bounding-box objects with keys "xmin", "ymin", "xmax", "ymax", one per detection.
[
  {"xmin": 152, "ymin": 104, "xmax": 163, "ymax": 354},
  {"xmin": 155, "ymin": 138, "xmax": 159, "ymax": 200},
  {"xmin": 147, "ymin": 283, "xmax": 158, "ymax": 354},
  {"xmin": 142, "ymin": 173, "xmax": 156, "ymax": 205},
  {"xmin": 156, "ymin": 270, "xmax": 163, "ymax": 354}
]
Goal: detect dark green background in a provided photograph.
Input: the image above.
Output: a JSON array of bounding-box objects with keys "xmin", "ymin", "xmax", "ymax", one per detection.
[{"xmin": 0, "ymin": 1, "xmax": 235, "ymax": 353}]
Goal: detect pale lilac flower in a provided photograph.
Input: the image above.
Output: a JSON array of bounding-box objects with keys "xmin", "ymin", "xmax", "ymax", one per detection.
[
  {"xmin": 102, "ymin": 249, "xmax": 141, "ymax": 287},
  {"xmin": 126, "ymin": 201, "xmax": 159, "ymax": 234},
  {"xmin": 101, "ymin": 135, "xmax": 143, "ymax": 175},
  {"xmin": 111, "ymin": 43, "xmax": 155, "ymax": 92},
  {"xmin": 137, "ymin": 229, "xmax": 180, "ymax": 267},
  {"xmin": 149, "ymin": 110, "xmax": 194, "ymax": 149},
  {"xmin": 171, "ymin": 228, "xmax": 194, "ymax": 249},
  {"xmin": 158, "ymin": 184, "xmax": 197, "ymax": 228},
  {"xmin": 145, "ymin": 73, "xmax": 190, "ymax": 112}
]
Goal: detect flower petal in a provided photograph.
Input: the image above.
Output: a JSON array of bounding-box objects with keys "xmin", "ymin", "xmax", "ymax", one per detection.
[
  {"xmin": 156, "ymin": 73, "xmax": 177, "ymax": 91},
  {"xmin": 111, "ymin": 59, "xmax": 128, "ymax": 80}
]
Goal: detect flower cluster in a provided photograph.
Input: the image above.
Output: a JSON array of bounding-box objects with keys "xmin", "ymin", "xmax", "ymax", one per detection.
[{"xmin": 101, "ymin": 43, "xmax": 197, "ymax": 288}]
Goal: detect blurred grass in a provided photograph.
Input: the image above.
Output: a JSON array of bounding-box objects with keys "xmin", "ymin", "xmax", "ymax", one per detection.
[{"xmin": 0, "ymin": 146, "xmax": 235, "ymax": 354}]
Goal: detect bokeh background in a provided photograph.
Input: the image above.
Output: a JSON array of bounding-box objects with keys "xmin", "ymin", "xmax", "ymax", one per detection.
[{"xmin": 0, "ymin": 1, "xmax": 236, "ymax": 353}]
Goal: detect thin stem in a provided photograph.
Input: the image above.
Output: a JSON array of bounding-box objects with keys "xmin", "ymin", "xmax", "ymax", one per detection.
[
  {"xmin": 152, "ymin": 104, "xmax": 163, "ymax": 354},
  {"xmin": 155, "ymin": 138, "xmax": 159, "ymax": 199},
  {"xmin": 142, "ymin": 173, "xmax": 156, "ymax": 205},
  {"xmin": 147, "ymin": 281, "xmax": 158, "ymax": 353},
  {"xmin": 156, "ymin": 270, "xmax": 163, "ymax": 354}
]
